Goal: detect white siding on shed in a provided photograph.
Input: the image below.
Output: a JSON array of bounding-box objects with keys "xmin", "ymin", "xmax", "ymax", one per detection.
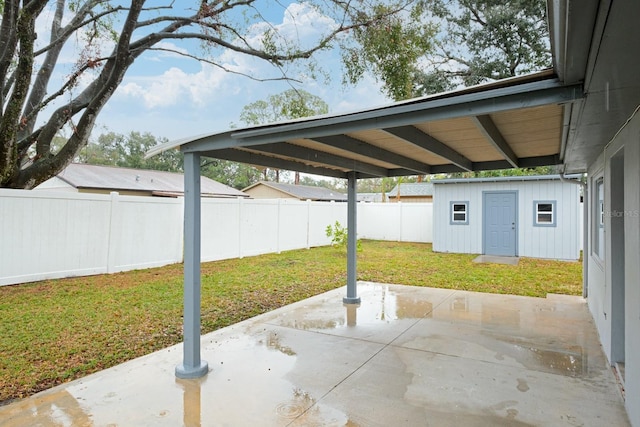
[{"xmin": 433, "ymin": 178, "xmax": 580, "ymax": 260}]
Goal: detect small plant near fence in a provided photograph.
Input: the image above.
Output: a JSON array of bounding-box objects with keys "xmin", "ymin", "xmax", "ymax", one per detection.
[{"xmin": 325, "ymin": 221, "xmax": 362, "ymax": 251}]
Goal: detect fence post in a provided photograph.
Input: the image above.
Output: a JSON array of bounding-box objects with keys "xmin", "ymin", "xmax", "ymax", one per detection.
[
  {"xmin": 238, "ymin": 197, "xmax": 244, "ymax": 259},
  {"xmin": 306, "ymin": 199, "xmax": 311, "ymax": 249},
  {"xmin": 277, "ymin": 199, "xmax": 281, "ymax": 254},
  {"xmin": 106, "ymin": 192, "xmax": 119, "ymax": 273}
]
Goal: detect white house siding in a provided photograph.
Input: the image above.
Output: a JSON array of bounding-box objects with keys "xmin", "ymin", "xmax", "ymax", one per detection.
[
  {"xmin": 433, "ymin": 178, "xmax": 580, "ymax": 260},
  {"xmin": 587, "ymin": 108, "xmax": 640, "ymax": 426}
]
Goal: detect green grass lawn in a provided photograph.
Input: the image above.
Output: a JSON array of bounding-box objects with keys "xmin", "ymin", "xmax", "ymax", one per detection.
[{"xmin": 0, "ymin": 241, "xmax": 582, "ymax": 404}]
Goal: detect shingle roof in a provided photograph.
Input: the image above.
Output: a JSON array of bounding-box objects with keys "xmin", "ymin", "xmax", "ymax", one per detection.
[
  {"xmin": 387, "ymin": 182, "xmax": 434, "ymax": 198},
  {"xmin": 244, "ymin": 181, "xmax": 347, "ymax": 201},
  {"xmin": 53, "ymin": 163, "xmax": 248, "ymax": 198}
]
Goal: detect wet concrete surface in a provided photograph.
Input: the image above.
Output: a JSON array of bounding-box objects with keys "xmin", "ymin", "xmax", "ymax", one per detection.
[{"xmin": 0, "ymin": 283, "xmax": 630, "ymax": 426}]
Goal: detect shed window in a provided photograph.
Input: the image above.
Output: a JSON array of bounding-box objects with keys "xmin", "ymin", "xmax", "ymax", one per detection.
[
  {"xmin": 450, "ymin": 202, "xmax": 469, "ymax": 225},
  {"xmin": 534, "ymin": 201, "xmax": 556, "ymax": 227}
]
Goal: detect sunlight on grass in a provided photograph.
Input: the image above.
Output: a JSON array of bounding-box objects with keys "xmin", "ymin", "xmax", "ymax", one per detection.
[{"xmin": 0, "ymin": 241, "xmax": 581, "ymax": 404}]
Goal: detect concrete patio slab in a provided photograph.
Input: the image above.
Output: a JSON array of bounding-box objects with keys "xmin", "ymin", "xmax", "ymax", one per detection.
[{"xmin": 0, "ymin": 283, "xmax": 629, "ymax": 426}]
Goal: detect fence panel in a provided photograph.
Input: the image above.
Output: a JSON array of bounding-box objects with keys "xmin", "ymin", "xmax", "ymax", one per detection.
[
  {"xmin": 201, "ymin": 198, "xmax": 241, "ymax": 261},
  {"xmin": 1, "ymin": 191, "xmax": 433, "ymax": 286},
  {"xmin": 108, "ymin": 194, "xmax": 183, "ymax": 272},
  {"xmin": 0, "ymin": 190, "xmax": 111, "ymax": 285}
]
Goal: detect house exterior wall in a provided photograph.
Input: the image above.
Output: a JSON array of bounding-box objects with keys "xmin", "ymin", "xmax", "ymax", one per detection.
[
  {"xmin": 587, "ymin": 108, "xmax": 640, "ymax": 426},
  {"xmin": 244, "ymin": 185, "xmax": 296, "ymax": 199},
  {"xmin": 433, "ymin": 179, "xmax": 580, "ymax": 260}
]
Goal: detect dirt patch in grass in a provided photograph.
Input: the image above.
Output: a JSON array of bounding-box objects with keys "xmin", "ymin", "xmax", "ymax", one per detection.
[{"xmin": 0, "ymin": 241, "xmax": 581, "ymax": 404}]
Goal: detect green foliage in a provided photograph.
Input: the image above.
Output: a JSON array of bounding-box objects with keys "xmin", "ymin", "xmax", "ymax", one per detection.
[
  {"xmin": 79, "ymin": 132, "xmax": 182, "ymax": 172},
  {"xmin": 325, "ymin": 221, "xmax": 362, "ymax": 251},
  {"xmin": 343, "ymin": 3, "xmax": 437, "ymax": 100},
  {"xmin": 437, "ymin": 166, "xmax": 557, "ymax": 180},
  {"xmin": 230, "ymin": 89, "xmax": 330, "ymax": 185},
  {"xmin": 428, "ymin": 0, "xmax": 551, "ymax": 89},
  {"xmin": 200, "ymin": 159, "xmax": 262, "ymax": 190},
  {"xmin": 349, "ymin": 0, "xmax": 551, "ymax": 100},
  {"xmin": 238, "ymin": 89, "xmax": 329, "ymax": 126}
]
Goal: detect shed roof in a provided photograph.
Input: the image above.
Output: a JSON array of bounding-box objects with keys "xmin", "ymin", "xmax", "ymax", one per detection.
[
  {"xmin": 53, "ymin": 163, "xmax": 248, "ymax": 198},
  {"xmin": 242, "ymin": 181, "xmax": 347, "ymax": 201},
  {"xmin": 387, "ymin": 182, "xmax": 434, "ymax": 197}
]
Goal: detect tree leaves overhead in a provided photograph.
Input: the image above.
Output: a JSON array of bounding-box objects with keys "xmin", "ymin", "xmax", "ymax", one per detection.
[
  {"xmin": 348, "ymin": 0, "xmax": 551, "ymax": 100},
  {"xmin": 343, "ymin": 2, "xmax": 437, "ymax": 100},
  {"xmin": 429, "ymin": 0, "xmax": 551, "ymax": 89},
  {"xmin": 0, "ymin": 0, "xmax": 414, "ymax": 189}
]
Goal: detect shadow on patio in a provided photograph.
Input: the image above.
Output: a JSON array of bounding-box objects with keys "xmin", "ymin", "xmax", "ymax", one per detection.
[{"xmin": 0, "ymin": 283, "xmax": 629, "ymax": 426}]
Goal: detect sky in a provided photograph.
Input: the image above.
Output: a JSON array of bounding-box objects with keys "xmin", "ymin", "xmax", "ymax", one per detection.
[{"xmin": 39, "ymin": 1, "xmax": 394, "ymax": 142}]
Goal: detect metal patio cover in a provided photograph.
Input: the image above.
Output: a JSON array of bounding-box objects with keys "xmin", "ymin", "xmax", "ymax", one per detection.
[{"xmin": 151, "ymin": 70, "xmax": 582, "ymax": 178}]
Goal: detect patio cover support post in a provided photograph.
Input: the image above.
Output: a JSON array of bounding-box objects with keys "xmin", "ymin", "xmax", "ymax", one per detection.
[
  {"xmin": 343, "ymin": 171, "xmax": 361, "ymax": 304},
  {"xmin": 176, "ymin": 152, "xmax": 209, "ymax": 379}
]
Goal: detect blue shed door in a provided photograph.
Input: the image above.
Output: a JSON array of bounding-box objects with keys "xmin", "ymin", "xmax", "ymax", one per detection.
[{"xmin": 483, "ymin": 191, "xmax": 517, "ymax": 256}]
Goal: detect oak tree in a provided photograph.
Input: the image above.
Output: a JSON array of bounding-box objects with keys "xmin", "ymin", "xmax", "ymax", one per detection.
[{"xmin": 0, "ymin": 0, "xmax": 411, "ymax": 188}]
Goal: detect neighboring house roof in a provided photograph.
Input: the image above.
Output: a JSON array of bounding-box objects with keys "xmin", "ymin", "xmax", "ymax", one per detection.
[
  {"xmin": 387, "ymin": 182, "xmax": 434, "ymax": 198},
  {"xmin": 357, "ymin": 192, "xmax": 385, "ymax": 202},
  {"xmin": 242, "ymin": 181, "xmax": 347, "ymax": 201},
  {"xmin": 38, "ymin": 163, "xmax": 248, "ymax": 198},
  {"xmin": 431, "ymin": 174, "xmax": 583, "ymax": 185}
]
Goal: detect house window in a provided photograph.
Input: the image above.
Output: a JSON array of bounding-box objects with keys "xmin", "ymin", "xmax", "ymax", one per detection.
[
  {"xmin": 533, "ymin": 201, "xmax": 556, "ymax": 227},
  {"xmin": 450, "ymin": 201, "xmax": 469, "ymax": 225},
  {"xmin": 593, "ymin": 177, "xmax": 605, "ymax": 260}
]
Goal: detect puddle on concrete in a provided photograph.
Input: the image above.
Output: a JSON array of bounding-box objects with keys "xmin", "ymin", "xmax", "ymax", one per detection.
[
  {"xmin": 516, "ymin": 378, "xmax": 530, "ymax": 392},
  {"xmin": 0, "ymin": 389, "xmax": 93, "ymax": 427},
  {"xmin": 496, "ymin": 336, "xmax": 587, "ymax": 377},
  {"xmin": 276, "ymin": 284, "xmax": 437, "ymax": 331}
]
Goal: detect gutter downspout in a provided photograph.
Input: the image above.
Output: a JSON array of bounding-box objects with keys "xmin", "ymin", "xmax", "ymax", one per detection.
[{"xmin": 560, "ymin": 172, "xmax": 588, "ymax": 298}]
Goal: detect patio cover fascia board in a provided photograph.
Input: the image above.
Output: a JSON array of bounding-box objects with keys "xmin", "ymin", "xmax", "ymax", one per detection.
[{"xmin": 180, "ymin": 77, "xmax": 583, "ymax": 167}]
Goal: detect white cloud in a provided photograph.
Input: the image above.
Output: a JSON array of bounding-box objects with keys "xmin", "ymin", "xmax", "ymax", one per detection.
[{"xmin": 93, "ymin": 2, "xmax": 394, "ymax": 139}]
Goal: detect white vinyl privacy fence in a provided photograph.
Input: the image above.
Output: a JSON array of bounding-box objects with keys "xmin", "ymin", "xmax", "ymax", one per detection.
[{"xmin": 0, "ymin": 190, "xmax": 433, "ymax": 286}]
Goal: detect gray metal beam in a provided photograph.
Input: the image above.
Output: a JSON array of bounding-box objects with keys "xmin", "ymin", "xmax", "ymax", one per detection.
[
  {"xmin": 471, "ymin": 115, "xmax": 519, "ymax": 168},
  {"xmin": 176, "ymin": 152, "xmax": 208, "ymax": 379},
  {"xmin": 429, "ymin": 155, "xmax": 561, "ymax": 174},
  {"xmin": 343, "ymin": 171, "xmax": 360, "ymax": 305},
  {"xmin": 202, "ymin": 148, "xmax": 350, "ymax": 179},
  {"xmin": 311, "ymin": 135, "xmax": 431, "ymax": 174},
  {"xmin": 383, "ymin": 126, "xmax": 473, "ymax": 171},
  {"xmin": 248, "ymin": 143, "xmax": 390, "ymax": 177}
]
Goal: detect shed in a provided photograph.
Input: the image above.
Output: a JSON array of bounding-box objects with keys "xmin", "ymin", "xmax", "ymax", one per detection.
[
  {"xmin": 35, "ymin": 163, "xmax": 249, "ymax": 198},
  {"xmin": 242, "ymin": 181, "xmax": 346, "ymax": 201},
  {"xmin": 432, "ymin": 175, "xmax": 581, "ymax": 260},
  {"xmin": 387, "ymin": 182, "xmax": 434, "ymax": 203}
]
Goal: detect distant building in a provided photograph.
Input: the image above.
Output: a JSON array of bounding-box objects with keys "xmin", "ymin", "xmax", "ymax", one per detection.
[
  {"xmin": 387, "ymin": 182, "xmax": 434, "ymax": 203},
  {"xmin": 35, "ymin": 163, "xmax": 249, "ymax": 198},
  {"xmin": 357, "ymin": 192, "xmax": 386, "ymax": 203},
  {"xmin": 242, "ymin": 181, "xmax": 347, "ymax": 202}
]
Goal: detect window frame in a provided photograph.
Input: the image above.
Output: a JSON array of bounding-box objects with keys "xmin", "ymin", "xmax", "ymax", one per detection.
[
  {"xmin": 593, "ymin": 177, "xmax": 605, "ymax": 261},
  {"xmin": 450, "ymin": 201, "xmax": 469, "ymax": 225},
  {"xmin": 533, "ymin": 200, "xmax": 557, "ymax": 227}
]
